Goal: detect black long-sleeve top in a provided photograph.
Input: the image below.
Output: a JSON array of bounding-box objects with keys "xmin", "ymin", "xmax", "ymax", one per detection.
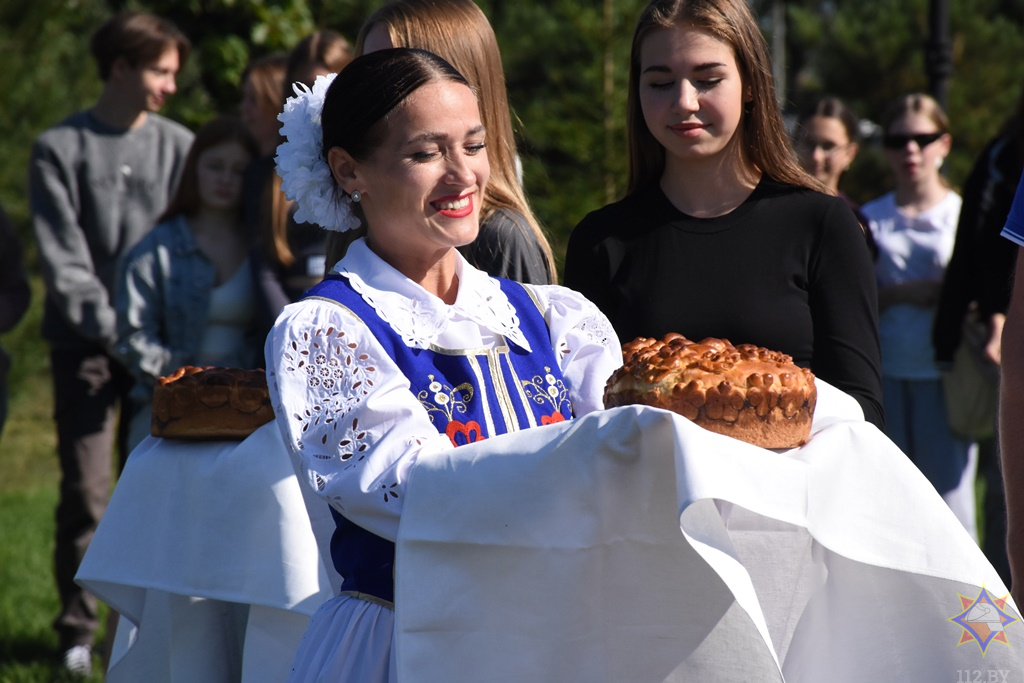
[{"xmin": 565, "ymin": 178, "xmax": 884, "ymax": 429}]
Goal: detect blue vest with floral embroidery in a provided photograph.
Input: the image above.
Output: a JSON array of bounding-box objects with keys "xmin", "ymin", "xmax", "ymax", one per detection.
[{"xmin": 305, "ymin": 273, "xmax": 574, "ymax": 603}]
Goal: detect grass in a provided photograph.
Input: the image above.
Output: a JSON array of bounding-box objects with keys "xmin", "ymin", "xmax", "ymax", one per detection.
[{"xmin": 0, "ymin": 276, "xmax": 107, "ymax": 682}]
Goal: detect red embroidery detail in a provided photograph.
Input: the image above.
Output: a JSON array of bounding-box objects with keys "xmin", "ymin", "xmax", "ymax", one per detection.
[
  {"xmin": 541, "ymin": 411, "xmax": 566, "ymax": 425},
  {"xmin": 446, "ymin": 420, "xmax": 486, "ymax": 447}
]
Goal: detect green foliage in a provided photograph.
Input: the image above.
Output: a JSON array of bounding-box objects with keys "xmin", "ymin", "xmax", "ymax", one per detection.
[
  {"xmin": 0, "ymin": 1, "xmax": 108, "ymax": 232},
  {"xmin": 492, "ymin": 0, "xmax": 647, "ymax": 257},
  {"xmin": 308, "ymin": 0, "xmax": 380, "ymax": 38}
]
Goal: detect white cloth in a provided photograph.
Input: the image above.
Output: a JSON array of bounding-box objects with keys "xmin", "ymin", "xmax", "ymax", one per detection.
[
  {"xmin": 267, "ymin": 239, "xmax": 622, "ymax": 682},
  {"xmin": 286, "ymin": 595, "xmax": 396, "ymax": 683},
  {"xmin": 75, "ymin": 422, "xmax": 335, "ymax": 683},
  {"xmin": 394, "ymin": 381, "xmax": 1020, "ymax": 682},
  {"xmin": 863, "ymin": 190, "xmax": 962, "ymax": 379},
  {"xmin": 943, "ymin": 442, "xmax": 979, "ymax": 540}
]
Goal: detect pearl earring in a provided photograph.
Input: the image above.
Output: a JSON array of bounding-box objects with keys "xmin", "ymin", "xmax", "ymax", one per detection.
[{"xmin": 350, "ymin": 190, "xmax": 362, "ymax": 203}]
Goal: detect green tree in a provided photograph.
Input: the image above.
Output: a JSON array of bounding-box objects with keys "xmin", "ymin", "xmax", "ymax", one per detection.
[
  {"xmin": 487, "ymin": 0, "xmax": 647, "ymax": 261},
  {"xmin": 777, "ymin": 0, "xmax": 1024, "ymax": 202},
  {"xmin": 0, "ymin": 1, "xmax": 109, "ymax": 234}
]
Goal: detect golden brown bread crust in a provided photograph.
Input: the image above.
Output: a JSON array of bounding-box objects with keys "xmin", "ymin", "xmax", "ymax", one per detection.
[
  {"xmin": 604, "ymin": 334, "xmax": 816, "ymax": 449},
  {"xmin": 151, "ymin": 366, "xmax": 274, "ymax": 440}
]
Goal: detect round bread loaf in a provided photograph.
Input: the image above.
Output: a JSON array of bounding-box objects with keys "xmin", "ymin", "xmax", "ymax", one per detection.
[
  {"xmin": 151, "ymin": 366, "xmax": 274, "ymax": 440},
  {"xmin": 604, "ymin": 334, "xmax": 816, "ymax": 448}
]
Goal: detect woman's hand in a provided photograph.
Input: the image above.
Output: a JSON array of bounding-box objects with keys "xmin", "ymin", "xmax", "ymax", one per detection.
[{"xmin": 985, "ymin": 312, "xmax": 1006, "ymax": 366}]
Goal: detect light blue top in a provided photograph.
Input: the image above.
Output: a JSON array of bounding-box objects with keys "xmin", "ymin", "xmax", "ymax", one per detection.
[{"xmin": 114, "ymin": 215, "xmax": 260, "ymax": 403}]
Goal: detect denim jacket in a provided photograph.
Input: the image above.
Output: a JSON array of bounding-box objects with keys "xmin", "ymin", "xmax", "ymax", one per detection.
[{"xmin": 113, "ymin": 215, "xmax": 260, "ymax": 404}]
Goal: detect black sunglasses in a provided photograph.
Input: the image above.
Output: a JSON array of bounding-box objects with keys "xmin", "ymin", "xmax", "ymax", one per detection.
[{"xmin": 882, "ymin": 132, "xmax": 944, "ymax": 150}]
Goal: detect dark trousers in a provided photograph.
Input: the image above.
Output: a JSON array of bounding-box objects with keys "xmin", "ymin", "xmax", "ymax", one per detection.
[{"xmin": 50, "ymin": 346, "xmax": 132, "ymax": 650}]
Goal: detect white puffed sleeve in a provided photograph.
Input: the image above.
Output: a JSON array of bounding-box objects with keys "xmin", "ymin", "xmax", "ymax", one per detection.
[
  {"xmin": 525, "ymin": 284, "xmax": 622, "ymax": 416},
  {"xmin": 265, "ymin": 299, "xmax": 453, "ymax": 542}
]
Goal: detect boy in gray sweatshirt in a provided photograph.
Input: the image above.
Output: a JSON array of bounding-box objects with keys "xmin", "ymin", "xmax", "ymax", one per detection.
[{"xmin": 28, "ymin": 11, "xmax": 193, "ymax": 675}]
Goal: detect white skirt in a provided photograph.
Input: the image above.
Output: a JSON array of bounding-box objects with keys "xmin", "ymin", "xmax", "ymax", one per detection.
[{"xmin": 286, "ymin": 593, "xmax": 395, "ymax": 683}]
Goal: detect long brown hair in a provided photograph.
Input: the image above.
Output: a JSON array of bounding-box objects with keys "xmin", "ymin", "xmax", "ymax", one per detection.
[
  {"xmin": 341, "ymin": 0, "xmax": 555, "ymax": 281},
  {"xmin": 159, "ymin": 116, "xmax": 259, "ymax": 224},
  {"xmin": 626, "ymin": 0, "xmax": 828, "ymax": 195}
]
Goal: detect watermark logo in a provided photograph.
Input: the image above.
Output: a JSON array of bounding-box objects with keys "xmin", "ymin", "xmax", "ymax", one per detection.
[{"xmin": 949, "ymin": 586, "xmax": 1018, "ymax": 655}]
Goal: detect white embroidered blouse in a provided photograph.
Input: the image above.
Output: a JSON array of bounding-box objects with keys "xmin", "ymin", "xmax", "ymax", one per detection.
[{"xmin": 266, "ymin": 239, "xmax": 622, "ymax": 542}]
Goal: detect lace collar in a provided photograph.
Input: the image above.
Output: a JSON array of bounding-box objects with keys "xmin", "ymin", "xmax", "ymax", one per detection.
[{"xmin": 331, "ymin": 239, "xmax": 532, "ymax": 352}]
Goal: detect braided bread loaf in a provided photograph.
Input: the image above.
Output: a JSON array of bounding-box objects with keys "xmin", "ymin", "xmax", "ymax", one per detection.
[
  {"xmin": 604, "ymin": 334, "xmax": 816, "ymax": 448},
  {"xmin": 151, "ymin": 366, "xmax": 274, "ymax": 440}
]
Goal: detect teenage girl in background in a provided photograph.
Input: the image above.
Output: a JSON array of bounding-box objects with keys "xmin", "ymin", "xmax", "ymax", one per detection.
[{"xmin": 115, "ymin": 117, "xmax": 262, "ymax": 451}]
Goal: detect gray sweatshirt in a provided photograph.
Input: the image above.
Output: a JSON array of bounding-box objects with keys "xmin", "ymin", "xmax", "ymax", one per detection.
[{"xmin": 29, "ymin": 110, "xmax": 193, "ymax": 347}]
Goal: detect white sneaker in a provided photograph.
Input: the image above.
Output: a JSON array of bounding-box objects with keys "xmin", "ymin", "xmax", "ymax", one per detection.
[{"xmin": 63, "ymin": 644, "xmax": 92, "ymax": 676}]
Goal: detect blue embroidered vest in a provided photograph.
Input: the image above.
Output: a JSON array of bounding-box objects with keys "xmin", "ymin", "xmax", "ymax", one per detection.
[{"xmin": 305, "ymin": 274, "xmax": 574, "ymax": 603}]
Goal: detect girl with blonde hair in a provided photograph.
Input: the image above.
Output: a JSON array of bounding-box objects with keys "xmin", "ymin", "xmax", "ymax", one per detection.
[
  {"xmin": 862, "ymin": 93, "xmax": 975, "ymax": 535},
  {"xmin": 565, "ymin": 0, "xmax": 884, "ymax": 427}
]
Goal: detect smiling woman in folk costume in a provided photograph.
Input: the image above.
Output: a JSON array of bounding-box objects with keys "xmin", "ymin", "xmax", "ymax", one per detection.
[
  {"xmin": 564, "ymin": 0, "xmax": 884, "ymax": 429},
  {"xmin": 268, "ymin": 47, "xmax": 620, "ymax": 682}
]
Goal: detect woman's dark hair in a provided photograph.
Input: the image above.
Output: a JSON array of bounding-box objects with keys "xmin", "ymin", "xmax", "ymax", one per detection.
[
  {"xmin": 159, "ymin": 116, "xmax": 259, "ymax": 222},
  {"xmin": 321, "ymin": 47, "xmax": 470, "ymax": 162}
]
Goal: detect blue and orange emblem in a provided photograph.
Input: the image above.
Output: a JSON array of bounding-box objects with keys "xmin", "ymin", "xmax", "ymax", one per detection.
[{"xmin": 949, "ymin": 586, "xmax": 1018, "ymax": 655}]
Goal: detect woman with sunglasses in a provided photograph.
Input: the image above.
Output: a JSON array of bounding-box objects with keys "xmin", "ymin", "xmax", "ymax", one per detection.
[{"xmin": 862, "ymin": 93, "xmax": 975, "ymax": 536}]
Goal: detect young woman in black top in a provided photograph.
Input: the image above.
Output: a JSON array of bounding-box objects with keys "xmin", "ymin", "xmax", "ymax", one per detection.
[{"xmin": 564, "ymin": 0, "xmax": 884, "ymax": 428}]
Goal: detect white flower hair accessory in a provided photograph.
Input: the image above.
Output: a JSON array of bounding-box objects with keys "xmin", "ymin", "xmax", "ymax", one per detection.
[{"xmin": 275, "ymin": 73, "xmax": 361, "ymax": 233}]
